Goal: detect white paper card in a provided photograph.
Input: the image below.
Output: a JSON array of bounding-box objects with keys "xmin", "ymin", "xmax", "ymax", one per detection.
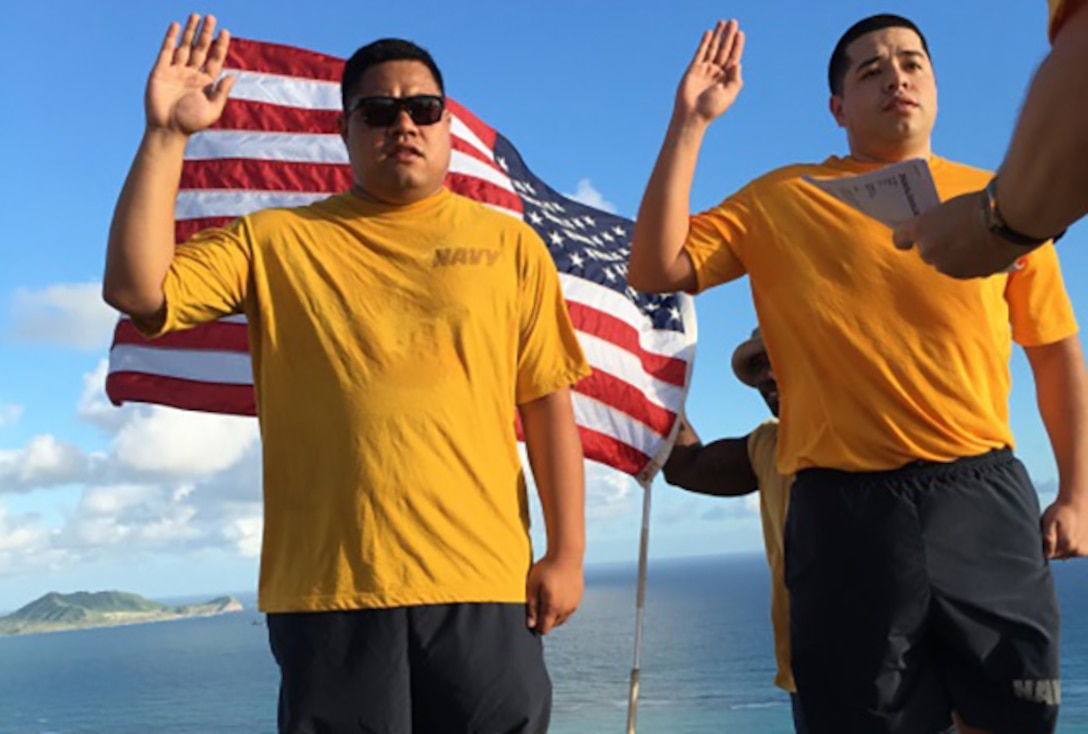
[{"xmin": 803, "ymin": 158, "xmax": 941, "ymax": 229}]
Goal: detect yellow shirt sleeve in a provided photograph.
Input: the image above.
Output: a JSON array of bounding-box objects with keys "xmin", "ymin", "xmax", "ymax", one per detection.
[
  {"xmin": 515, "ymin": 229, "xmax": 592, "ymax": 404},
  {"xmin": 683, "ymin": 185, "xmax": 757, "ymax": 293},
  {"xmin": 1005, "ymin": 243, "xmax": 1079, "ymax": 347},
  {"xmin": 136, "ymin": 218, "xmax": 254, "ymax": 338}
]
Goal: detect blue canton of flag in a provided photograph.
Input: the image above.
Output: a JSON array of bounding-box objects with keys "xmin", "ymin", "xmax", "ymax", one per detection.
[{"xmin": 493, "ymin": 134, "xmax": 688, "ymax": 334}]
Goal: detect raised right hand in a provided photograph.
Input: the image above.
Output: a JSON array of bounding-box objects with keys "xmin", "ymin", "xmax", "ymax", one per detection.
[
  {"xmin": 675, "ymin": 19, "xmax": 746, "ymax": 126},
  {"xmin": 145, "ymin": 14, "xmax": 235, "ymax": 136}
]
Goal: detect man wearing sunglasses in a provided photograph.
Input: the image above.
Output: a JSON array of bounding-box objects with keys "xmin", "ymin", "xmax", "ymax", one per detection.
[
  {"xmin": 103, "ymin": 14, "xmax": 590, "ymax": 734},
  {"xmin": 629, "ymin": 13, "xmax": 1086, "ymax": 734}
]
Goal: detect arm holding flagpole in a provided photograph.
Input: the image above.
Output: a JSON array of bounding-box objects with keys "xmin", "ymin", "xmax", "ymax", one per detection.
[
  {"xmin": 104, "ymin": 14, "xmax": 234, "ymax": 320},
  {"xmin": 663, "ymin": 418, "xmax": 758, "ymax": 497},
  {"xmin": 628, "ymin": 19, "xmax": 745, "ymax": 295}
]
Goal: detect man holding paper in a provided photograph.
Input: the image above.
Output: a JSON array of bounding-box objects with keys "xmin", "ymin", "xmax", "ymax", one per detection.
[
  {"xmin": 893, "ymin": 0, "xmax": 1088, "ymax": 278},
  {"xmin": 629, "ymin": 13, "xmax": 1087, "ymax": 734}
]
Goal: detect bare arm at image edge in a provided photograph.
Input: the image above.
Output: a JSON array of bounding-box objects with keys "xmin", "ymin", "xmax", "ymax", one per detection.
[
  {"xmin": 997, "ymin": 0, "xmax": 1088, "ymax": 238},
  {"xmin": 893, "ymin": 1, "xmax": 1088, "ymax": 278}
]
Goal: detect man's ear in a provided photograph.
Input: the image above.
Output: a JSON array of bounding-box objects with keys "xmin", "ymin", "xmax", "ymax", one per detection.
[
  {"xmin": 829, "ymin": 94, "xmax": 846, "ymax": 129},
  {"xmin": 338, "ymin": 112, "xmax": 349, "ymax": 144}
]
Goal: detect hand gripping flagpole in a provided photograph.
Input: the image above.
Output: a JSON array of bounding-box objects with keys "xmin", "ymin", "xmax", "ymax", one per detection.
[{"xmin": 625, "ymin": 475, "xmax": 653, "ymax": 734}]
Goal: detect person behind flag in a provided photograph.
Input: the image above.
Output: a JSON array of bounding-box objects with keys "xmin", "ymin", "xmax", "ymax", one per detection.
[
  {"xmin": 661, "ymin": 328, "xmax": 808, "ymax": 731},
  {"xmin": 893, "ymin": 0, "xmax": 1088, "ymax": 278},
  {"xmin": 629, "ymin": 13, "xmax": 1087, "ymax": 734},
  {"xmin": 103, "ymin": 14, "xmax": 590, "ymax": 734}
]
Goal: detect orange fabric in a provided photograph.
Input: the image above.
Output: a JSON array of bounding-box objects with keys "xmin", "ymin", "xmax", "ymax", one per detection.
[
  {"xmin": 748, "ymin": 421, "xmax": 795, "ymax": 693},
  {"xmin": 139, "ymin": 189, "xmax": 590, "ymax": 612},
  {"xmin": 685, "ymin": 156, "xmax": 1077, "ymax": 475}
]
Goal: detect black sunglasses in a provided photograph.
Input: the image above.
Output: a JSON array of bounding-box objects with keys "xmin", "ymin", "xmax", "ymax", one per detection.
[{"xmin": 347, "ymin": 95, "xmax": 446, "ymax": 127}]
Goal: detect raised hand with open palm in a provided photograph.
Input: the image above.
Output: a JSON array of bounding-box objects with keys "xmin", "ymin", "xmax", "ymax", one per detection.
[
  {"xmin": 675, "ymin": 19, "xmax": 746, "ymax": 126},
  {"xmin": 627, "ymin": 19, "xmax": 748, "ymax": 294},
  {"xmin": 146, "ymin": 14, "xmax": 235, "ymax": 137}
]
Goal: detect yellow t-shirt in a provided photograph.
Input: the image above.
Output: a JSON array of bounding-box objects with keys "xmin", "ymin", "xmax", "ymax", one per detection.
[
  {"xmin": 748, "ymin": 421, "xmax": 795, "ymax": 693},
  {"xmin": 142, "ymin": 188, "xmax": 591, "ymax": 613},
  {"xmin": 685, "ymin": 156, "xmax": 1077, "ymax": 475}
]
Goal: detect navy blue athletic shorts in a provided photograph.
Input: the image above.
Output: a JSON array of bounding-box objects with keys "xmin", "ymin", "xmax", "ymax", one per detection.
[
  {"xmin": 268, "ymin": 602, "xmax": 551, "ymax": 734},
  {"xmin": 786, "ymin": 449, "xmax": 1060, "ymax": 734}
]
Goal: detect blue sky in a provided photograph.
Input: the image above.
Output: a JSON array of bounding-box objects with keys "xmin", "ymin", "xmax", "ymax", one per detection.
[{"xmin": 0, "ymin": 0, "xmax": 1081, "ymax": 610}]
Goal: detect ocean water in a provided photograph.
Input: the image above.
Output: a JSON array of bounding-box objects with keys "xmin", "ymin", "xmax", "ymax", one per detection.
[{"xmin": 1, "ymin": 554, "xmax": 1086, "ymax": 733}]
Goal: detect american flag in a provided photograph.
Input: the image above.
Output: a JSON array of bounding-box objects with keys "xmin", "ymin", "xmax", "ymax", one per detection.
[{"xmin": 105, "ymin": 38, "xmax": 697, "ymax": 483}]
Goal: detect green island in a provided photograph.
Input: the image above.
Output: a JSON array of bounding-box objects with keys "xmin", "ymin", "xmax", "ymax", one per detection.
[{"xmin": 0, "ymin": 591, "xmax": 243, "ymax": 636}]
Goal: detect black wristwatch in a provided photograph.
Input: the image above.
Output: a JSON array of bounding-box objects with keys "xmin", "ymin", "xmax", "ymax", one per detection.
[{"xmin": 981, "ymin": 178, "xmax": 1065, "ymax": 248}]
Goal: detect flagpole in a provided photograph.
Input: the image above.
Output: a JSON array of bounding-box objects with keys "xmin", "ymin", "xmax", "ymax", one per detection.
[
  {"xmin": 624, "ymin": 286, "xmax": 695, "ymax": 734},
  {"xmin": 625, "ymin": 479, "xmax": 653, "ymax": 734}
]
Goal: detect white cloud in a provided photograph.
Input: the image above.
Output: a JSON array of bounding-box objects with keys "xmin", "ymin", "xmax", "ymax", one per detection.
[
  {"xmin": 112, "ymin": 407, "xmax": 259, "ymax": 476},
  {"xmin": 65, "ymin": 483, "xmax": 202, "ymax": 548},
  {"xmin": 564, "ymin": 179, "xmax": 618, "ymax": 214},
  {"xmin": 0, "ymin": 404, "xmax": 23, "ymax": 428},
  {"xmin": 0, "ymin": 505, "xmax": 51, "ymax": 554},
  {"xmin": 10, "ymin": 282, "xmax": 119, "ymax": 351},
  {"xmin": 1, "ymin": 361, "xmax": 257, "ymax": 492},
  {"xmin": 0, "ymin": 503, "xmax": 72, "ymax": 578},
  {"xmin": 78, "ymin": 360, "xmax": 129, "ymax": 434},
  {"xmin": 0, "ymin": 358, "xmax": 264, "ymax": 574},
  {"xmin": 79, "ymin": 483, "xmax": 163, "ymax": 516},
  {"xmin": 221, "ymin": 516, "xmax": 263, "ymax": 558},
  {"xmin": 0, "ymin": 468, "xmax": 264, "ymax": 578},
  {"xmin": 0, "ymin": 434, "xmax": 91, "ymax": 494},
  {"xmin": 520, "ymin": 449, "xmax": 641, "ymax": 528},
  {"xmin": 699, "ymin": 493, "xmax": 762, "ymax": 521},
  {"xmin": 585, "ymin": 463, "xmax": 640, "ymax": 521}
]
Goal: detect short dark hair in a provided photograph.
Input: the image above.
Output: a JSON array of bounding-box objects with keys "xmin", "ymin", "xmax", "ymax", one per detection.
[
  {"xmin": 340, "ymin": 38, "xmax": 445, "ymax": 109},
  {"xmin": 828, "ymin": 14, "xmax": 931, "ymax": 96}
]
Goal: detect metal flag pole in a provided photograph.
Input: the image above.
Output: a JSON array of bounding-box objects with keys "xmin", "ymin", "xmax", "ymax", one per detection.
[
  {"xmin": 625, "ymin": 292, "xmax": 695, "ymax": 733},
  {"xmin": 625, "ymin": 479, "xmax": 653, "ymax": 734}
]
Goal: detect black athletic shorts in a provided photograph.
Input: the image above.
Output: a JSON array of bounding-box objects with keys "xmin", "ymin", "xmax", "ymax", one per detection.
[
  {"xmin": 268, "ymin": 602, "xmax": 551, "ymax": 734},
  {"xmin": 785, "ymin": 449, "xmax": 1060, "ymax": 734}
]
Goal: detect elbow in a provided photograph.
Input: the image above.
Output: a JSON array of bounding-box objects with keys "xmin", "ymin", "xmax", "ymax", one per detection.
[
  {"xmin": 101, "ymin": 281, "xmax": 125, "ymax": 313},
  {"xmin": 102, "ymin": 282, "xmax": 164, "ymax": 322},
  {"xmin": 626, "ymin": 264, "xmax": 655, "ymax": 293},
  {"xmin": 627, "ymin": 236, "xmax": 693, "ymax": 295},
  {"xmin": 627, "ymin": 233, "xmax": 658, "ymax": 293},
  {"xmin": 626, "ymin": 255, "xmax": 670, "ymax": 294},
  {"xmin": 628, "ymin": 265, "xmax": 691, "ymax": 296},
  {"xmin": 662, "ymin": 462, "xmax": 699, "ymax": 492}
]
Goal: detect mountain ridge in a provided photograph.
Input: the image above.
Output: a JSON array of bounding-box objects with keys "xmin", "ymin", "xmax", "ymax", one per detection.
[{"xmin": 0, "ymin": 590, "xmax": 243, "ymax": 636}]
